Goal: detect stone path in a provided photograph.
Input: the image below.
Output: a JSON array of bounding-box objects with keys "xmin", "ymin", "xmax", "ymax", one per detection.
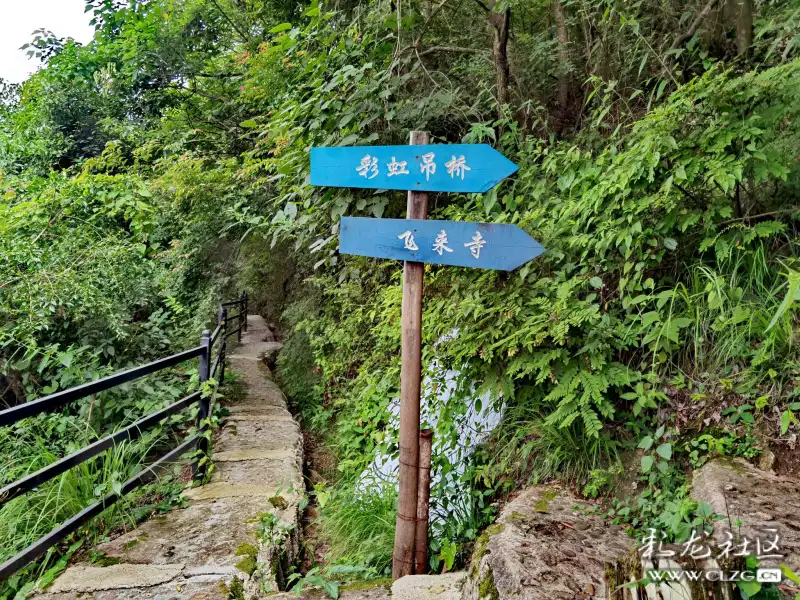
[{"xmin": 37, "ymin": 315, "xmax": 303, "ymax": 599}]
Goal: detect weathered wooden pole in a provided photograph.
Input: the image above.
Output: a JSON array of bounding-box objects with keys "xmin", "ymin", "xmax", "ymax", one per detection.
[
  {"xmin": 392, "ymin": 130, "xmax": 429, "ymax": 579},
  {"xmin": 415, "ymin": 428, "xmax": 433, "ymax": 574}
]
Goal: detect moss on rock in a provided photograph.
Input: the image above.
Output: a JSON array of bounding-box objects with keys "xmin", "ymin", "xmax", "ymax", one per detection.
[
  {"xmin": 533, "ymin": 488, "xmax": 557, "ymax": 513},
  {"xmin": 228, "ymin": 576, "xmax": 246, "ymax": 600},
  {"xmin": 235, "ymin": 542, "xmax": 258, "ymax": 575},
  {"xmin": 478, "ymin": 567, "xmax": 499, "ymax": 600},
  {"xmin": 91, "ymin": 555, "xmax": 122, "ymax": 567},
  {"xmin": 340, "ymin": 577, "xmax": 393, "ymax": 592},
  {"xmin": 268, "ymin": 495, "xmax": 288, "ymax": 509},
  {"xmin": 469, "ymin": 523, "xmax": 505, "ymax": 578}
]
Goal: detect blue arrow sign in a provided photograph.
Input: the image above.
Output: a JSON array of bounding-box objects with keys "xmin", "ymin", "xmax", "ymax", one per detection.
[
  {"xmin": 311, "ymin": 144, "xmax": 518, "ymax": 193},
  {"xmin": 340, "ymin": 217, "xmax": 545, "ymax": 271}
]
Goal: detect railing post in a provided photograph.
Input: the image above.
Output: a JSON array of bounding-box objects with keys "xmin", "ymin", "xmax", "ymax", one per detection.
[
  {"xmin": 194, "ymin": 329, "xmax": 211, "ymax": 480},
  {"xmin": 243, "ymin": 291, "xmax": 248, "ymax": 333},
  {"xmin": 238, "ymin": 291, "xmax": 244, "ymax": 343},
  {"xmin": 220, "ymin": 307, "xmax": 227, "ymax": 382}
]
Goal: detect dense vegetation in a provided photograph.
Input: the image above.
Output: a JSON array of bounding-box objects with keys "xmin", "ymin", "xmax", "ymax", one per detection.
[{"xmin": 2, "ymin": 0, "xmax": 800, "ymax": 596}]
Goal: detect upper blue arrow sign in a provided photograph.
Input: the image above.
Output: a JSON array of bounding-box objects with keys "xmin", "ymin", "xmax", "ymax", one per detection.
[
  {"xmin": 311, "ymin": 144, "xmax": 518, "ymax": 193},
  {"xmin": 340, "ymin": 217, "xmax": 545, "ymax": 271}
]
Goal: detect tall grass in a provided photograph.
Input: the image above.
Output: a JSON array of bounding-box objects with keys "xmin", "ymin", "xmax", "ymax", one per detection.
[
  {"xmin": 318, "ymin": 484, "xmax": 396, "ymax": 576},
  {"xmin": 0, "ymin": 417, "xmax": 167, "ymax": 596},
  {"xmin": 476, "ymin": 400, "xmax": 621, "ymax": 488},
  {"xmin": 666, "ymin": 241, "xmax": 800, "ymax": 384}
]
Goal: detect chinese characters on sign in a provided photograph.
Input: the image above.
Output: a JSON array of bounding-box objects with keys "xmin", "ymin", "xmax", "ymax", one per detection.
[
  {"xmin": 398, "ymin": 230, "xmax": 419, "ymax": 251},
  {"xmin": 432, "ymin": 230, "xmax": 453, "ymax": 256},
  {"xmin": 420, "ymin": 152, "xmax": 436, "ymax": 181},
  {"xmin": 464, "ymin": 231, "xmax": 486, "ymax": 259},
  {"xmin": 398, "ymin": 229, "xmax": 486, "ymax": 260},
  {"xmin": 639, "ymin": 528, "xmax": 785, "ymax": 561},
  {"xmin": 356, "ymin": 155, "xmax": 379, "ymax": 179},
  {"xmin": 445, "ymin": 155, "xmax": 471, "ymax": 179},
  {"xmin": 357, "ymin": 152, "xmax": 470, "ymax": 181},
  {"xmin": 387, "ymin": 156, "xmax": 409, "ymax": 177}
]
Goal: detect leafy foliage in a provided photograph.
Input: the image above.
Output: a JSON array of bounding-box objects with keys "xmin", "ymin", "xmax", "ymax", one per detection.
[{"xmin": 3, "ymin": 0, "xmax": 800, "ymax": 588}]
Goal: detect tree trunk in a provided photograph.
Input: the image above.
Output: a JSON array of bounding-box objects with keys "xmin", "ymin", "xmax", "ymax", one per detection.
[
  {"xmin": 727, "ymin": 0, "xmax": 752, "ymax": 56},
  {"xmin": 552, "ymin": 0, "xmax": 570, "ymax": 135},
  {"xmin": 487, "ymin": 0, "xmax": 511, "ymax": 113},
  {"xmin": 700, "ymin": 3, "xmax": 725, "ymax": 55}
]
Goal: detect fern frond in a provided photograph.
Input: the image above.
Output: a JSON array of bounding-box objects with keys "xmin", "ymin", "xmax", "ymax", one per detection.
[{"xmin": 581, "ymin": 408, "xmax": 603, "ymax": 438}]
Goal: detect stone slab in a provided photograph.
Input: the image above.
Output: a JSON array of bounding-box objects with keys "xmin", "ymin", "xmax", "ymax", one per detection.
[
  {"xmin": 48, "ymin": 564, "xmax": 184, "ymax": 593},
  {"xmin": 96, "ymin": 496, "xmax": 269, "ymax": 567},
  {"xmin": 227, "ymin": 414, "xmax": 297, "ymax": 423},
  {"xmin": 691, "ymin": 458, "xmax": 800, "ymax": 575},
  {"xmin": 182, "ymin": 482, "xmax": 277, "ymax": 501},
  {"xmin": 227, "ymin": 405, "xmax": 289, "ymax": 415},
  {"xmin": 37, "ymin": 578, "xmax": 230, "ymax": 600},
  {"xmin": 213, "ymin": 449, "xmax": 295, "ymax": 462},
  {"xmin": 212, "ymin": 458, "xmax": 300, "ymax": 489},
  {"xmin": 392, "ymin": 573, "xmax": 465, "ymax": 600},
  {"xmin": 215, "ymin": 419, "xmax": 300, "ymax": 453}
]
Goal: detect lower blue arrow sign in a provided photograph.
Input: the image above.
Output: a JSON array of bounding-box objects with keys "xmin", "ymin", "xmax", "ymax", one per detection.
[{"xmin": 339, "ymin": 217, "xmax": 545, "ymax": 271}]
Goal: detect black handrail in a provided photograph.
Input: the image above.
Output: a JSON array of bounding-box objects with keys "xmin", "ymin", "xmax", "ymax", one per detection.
[
  {"xmin": 210, "ymin": 322, "xmax": 224, "ymax": 344},
  {"xmin": 226, "ymin": 324, "xmax": 243, "ymax": 338},
  {"xmin": 0, "ymin": 391, "xmax": 201, "ymax": 506},
  {"xmin": 0, "ymin": 292, "xmax": 248, "ymax": 581},
  {"xmin": 220, "ymin": 300, "xmax": 243, "ymax": 307},
  {"xmin": 0, "ymin": 347, "xmax": 203, "ymax": 428}
]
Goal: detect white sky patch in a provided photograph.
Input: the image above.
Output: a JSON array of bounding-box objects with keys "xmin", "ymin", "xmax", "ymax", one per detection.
[{"xmin": 0, "ymin": 0, "xmax": 95, "ymax": 83}]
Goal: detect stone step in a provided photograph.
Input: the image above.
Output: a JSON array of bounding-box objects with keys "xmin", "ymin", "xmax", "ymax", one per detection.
[
  {"xmin": 392, "ymin": 573, "xmax": 466, "ymax": 600},
  {"xmin": 267, "ymin": 573, "xmax": 465, "ymax": 600}
]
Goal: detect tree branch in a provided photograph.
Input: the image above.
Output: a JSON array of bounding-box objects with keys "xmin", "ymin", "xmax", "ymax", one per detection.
[
  {"xmin": 166, "ymin": 83, "xmax": 229, "ymax": 104},
  {"xmin": 717, "ymin": 208, "xmax": 800, "ymax": 227},
  {"xmin": 414, "ymin": 0, "xmax": 450, "ymax": 48},
  {"xmin": 673, "ymin": 181, "xmax": 706, "ymax": 209},
  {"xmin": 470, "ymin": 0, "xmax": 490, "ymax": 12},
  {"xmin": 418, "ymin": 45, "xmax": 487, "ymax": 57},
  {"xmin": 186, "ymin": 71, "xmax": 244, "ymax": 79},
  {"xmin": 670, "ymin": 0, "xmax": 721, "ymax": 50},
  {"xmin": 208, "ymin": 0, "xmax": 251, "ymax": 42}
]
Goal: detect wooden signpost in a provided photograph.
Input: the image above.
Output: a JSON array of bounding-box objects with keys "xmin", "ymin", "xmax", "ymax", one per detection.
[{"xmin": 310, "ymin": 132, "xmax": 544, "ymax": 579}]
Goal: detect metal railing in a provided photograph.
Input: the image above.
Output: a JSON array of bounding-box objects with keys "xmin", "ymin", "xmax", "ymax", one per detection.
[{"xmin": 0, "ymin": 291, "xmax": 249, "ymax": 580}]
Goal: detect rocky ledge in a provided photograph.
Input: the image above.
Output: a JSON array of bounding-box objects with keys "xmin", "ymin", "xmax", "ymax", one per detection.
[
  {"xmin": 691, "ymin": 458, "xmax": 800, "ymax": 579},
  {"xmin": 462, "ymin": 485, "xmax": 638, "ymax": 600}
]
